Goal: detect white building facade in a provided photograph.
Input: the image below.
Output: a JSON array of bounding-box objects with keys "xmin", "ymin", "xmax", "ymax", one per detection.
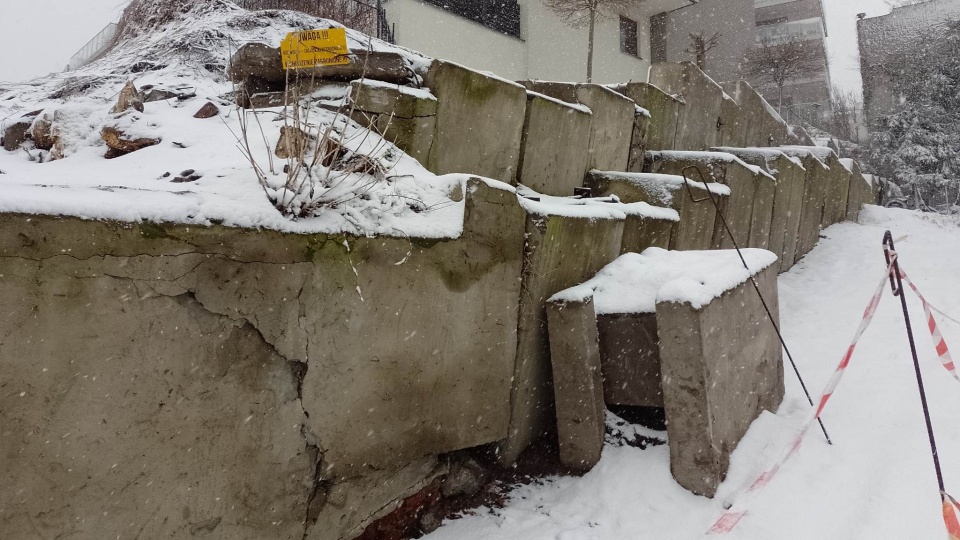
[{"xmin": 383, "ymin": 0, "xmax": 696, "ymax": 83}]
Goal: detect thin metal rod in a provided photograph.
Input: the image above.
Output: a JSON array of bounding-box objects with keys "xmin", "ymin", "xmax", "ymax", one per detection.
[
  {"xmin": 883, "ymin": 230, "xmax": 945, "ymax": 492},
  {"xmin": 680, "ymin": 165, "xmax": 832, "ymax": 445}
]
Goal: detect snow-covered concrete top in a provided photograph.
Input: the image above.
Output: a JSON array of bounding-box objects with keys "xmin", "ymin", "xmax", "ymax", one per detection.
[
  {"xmin": 516, "ymin": 186, "xmax": 679, "ymax": 221},
  {"xmin": 526, "ymin": 91, "xmax": 593, "ymax": 115},
  {"xmin": 712, "ymin": 147, "xmax": 805, "ymax": 170},
  {"xmin": 646, "ymin": 151, "xmax": 775, "ymax": 180},
  {"xmin": 782, "ymin": 146, "xmax": 838, "ymax": 162},
  {"xmin": 550, "ymin": 248, "xmax": 778, "ymax": 314},
  {"xmin": 359, "ymin": 79, "xmax": 437, "ymax": 101},
  {"xmin": 589, "ymin": 170, "xmax": 731, "ymax": 202},
  {"xmin": 775, "ymin": 147, "xmax": 831, "ymax": 169}
]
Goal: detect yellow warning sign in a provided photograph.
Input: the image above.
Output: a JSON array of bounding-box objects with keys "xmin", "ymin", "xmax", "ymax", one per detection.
[{"xmin": 280, "ymin": 28, "xmax": 350, "ymax": 70}]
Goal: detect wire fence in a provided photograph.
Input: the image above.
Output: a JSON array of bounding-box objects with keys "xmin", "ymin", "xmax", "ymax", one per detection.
[{"xmin": 66, "ymin": 22, "xmax": 119, "ymax": 71}]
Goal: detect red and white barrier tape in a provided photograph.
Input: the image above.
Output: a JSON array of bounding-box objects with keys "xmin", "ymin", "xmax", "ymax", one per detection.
[
  {"xmin": 706, "ymin": 261, "xmax": 895, "ymax": 534},
  {"xmin": 944, "ymin": 491, "xmax": 960, "ymax": 540},
  {"xmin": 898, "ymin": 269, "xmax": 960, "ymax": 384}
]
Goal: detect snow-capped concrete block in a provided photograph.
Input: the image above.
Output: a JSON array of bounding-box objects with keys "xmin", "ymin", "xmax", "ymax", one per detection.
[
  {"xmin": 501, "ymin": 208, "xmax": 624, "ymax": 465},
  {"xmin": 644, "ymin": 150, "xmax": 773, "ymax": 250},
  {"xmin": 517, "ymin": 91, "xmax": 593, "ymax": 196},
  {"xmin": 585, "ymin": 170, "xmax": 727, "ymax": 251},
  {"xmin": 652, "ymin": 251, "xmax": 784, "ymax": 498},
  {"xmin": 546, "ymin": 295, "xmax": 606, "ymax": 471},
  {"xmin": 350, "ymin": 80, "xmax": 438, "ymax": 164},
  {"xmin": 843, "ymin": 158, "xmax": 874, "ymax": 222},
  {"xmin": 723, "ymin": 81, "xmax": 791, "ymax": 148},
  {"xmin": 424, "ymin": 60, "xmax": 527, "ymax": 184}
]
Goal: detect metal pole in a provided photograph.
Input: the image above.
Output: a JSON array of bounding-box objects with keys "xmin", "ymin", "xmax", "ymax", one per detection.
[
  {"xmin": 681, "ymin": 166, "xmax": 832, "ymax": 444},
  {"xmin": 883, "ymin": 230, "xmax": 945, "ymax": 493}
]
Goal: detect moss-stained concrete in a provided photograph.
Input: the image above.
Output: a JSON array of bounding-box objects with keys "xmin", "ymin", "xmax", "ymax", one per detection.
[
  {"xmin": 586, "ymin": 169, "xmax": 722, "ymax": 251},
  {"xmin": 424, "ymin": 60, "xmax": 527, "ymax": 183},
  {"xmin": 649, "ymin": 62, "xmax": 724, "ymax": 151},
  {"xmin": 0, "ymin": 178, "xmax": 525, "ymax": 540},
  {"xmin": 501, "ymin": 211, "xmax": 624, "ymax": 464},
  {"xmin": 723, "ymin": 81, "xmax": 790, "ymax": 148},
  {"xmin": 517, "ymin": 92, "xmax": 593, "ymax": 196},
  {"xmin": 611, "ymin": 82, "xmax": 683, "ymax": 152}
]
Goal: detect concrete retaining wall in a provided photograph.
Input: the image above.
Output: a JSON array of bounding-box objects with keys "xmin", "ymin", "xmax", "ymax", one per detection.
[
  {"xmin": 779, "ymin": 148, "xmax": 830, "ymax": 261},
  {"xmin": 349, "ymin": 80, "xmax": 437, "ymax": 164},
  {"xmin": 723, "ymin": 81, "xmax": 791, "ymax": 147},
  {"xmin": 844, "ymin": 159, "xmax": 874, "ymax": 222},
  {"xmin": 0, "ymin": 178, "xmax": 526, "ymax": 540}
]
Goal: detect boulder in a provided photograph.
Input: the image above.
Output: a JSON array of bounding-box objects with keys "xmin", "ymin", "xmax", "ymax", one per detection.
[
  {"xmin": 2, "ymin": 120, "xmax": 31, "ymax": 152},
  {"xmin": 30, "ymin": 112, "xmax": 56, "ymax": 151},
  {"xmin": 274, "ymin": 126, "xmax": 310, "ymax": 160},
  {"xmin": 110, "ymin": 81, "xmax": 145, "ymax": 114},
  {"xmin": 102, "ymin": 125, "xmax": 160, "ymax": 157},
  {"xmin": 193, "ymin": 101, "xmax": 220, "ymax": 119}
]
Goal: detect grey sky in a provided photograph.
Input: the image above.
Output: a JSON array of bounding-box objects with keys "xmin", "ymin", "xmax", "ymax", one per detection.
[{"xmin": 0, "ymin": 0, "xmax": 896, "ymax": 97}]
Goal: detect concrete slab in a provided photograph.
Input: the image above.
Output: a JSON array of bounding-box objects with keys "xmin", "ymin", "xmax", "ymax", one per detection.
[
  {"xmin": 350, "ymin": 80, "xmax": 437, "ymax": 164},
  {"xmin": 609, "ymin": 82, "xmax": 683, "ymax": 152},
  {"xmin": 522, "ymin": 81, "xmax": 635, "ymax": 173},
  {"xmin": 649, "ymin": 62, "xmax": 724, "ymax": 151},
  {"xmin": 842, "ymin": 159, "xmax": 873, "ymax": 222},
  {"xmin": 546, "ymin": 295, "xmax": 606, "ymax": 471},
  {"xmin": 517, "ymin": 92, "xmax": 593, "ymax": 196},
  {"xmin": 424, "ymin": 60, "xmax": 527, "ymax": 183},
  {"xmin": 778, "ymin": 148, "xmax": 830, "ymax": 260},
  {"xmin": 722, "ymin": 81, "xmax": 790, "ymax": 147},
  {"xmin": 645, "ymin": 151, "xmax": 771, "ymax": 250},
  {"xmin": 656, "ymin": 257, "xmax": 783, "ymax": 497},
  {"xmin": 501, "ymin": 209, "xmax": 624, "ymax": 464},
  {"xmin": 584, "ymin": 170, "xmax": 728, "ymax": 251}
]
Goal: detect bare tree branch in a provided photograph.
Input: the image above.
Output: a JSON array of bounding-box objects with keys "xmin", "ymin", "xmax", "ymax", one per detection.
[{"xmin": 744, "ymin": 36, "xmax": 825, "ymax": 112}]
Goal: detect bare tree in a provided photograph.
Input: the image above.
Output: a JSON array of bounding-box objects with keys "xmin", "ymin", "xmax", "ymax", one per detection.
[
  {"xmin": 541, "ymin": 0, "xmax": 635, "ymax": 83},
  {"xmin": 826, "ymin": 85, "xmax": 864, "ymax": 142},
  {"xmin": 685, "ymin": 31, "xmax": 721, "ymax": 72},
  {"xmin": 744, "ymin": 36, "xmax": 825, "ymax": 113}
]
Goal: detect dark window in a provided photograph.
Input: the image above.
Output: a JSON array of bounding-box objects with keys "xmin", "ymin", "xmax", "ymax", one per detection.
[
  {"xmin": 650, "ymin": 13, "xmax": 667, "ymax": 63},
  {"xmin": 620, "ymin": 16, "xmax": 639, "ymax": 57},
  {"xmin": 757, "ymin": 17, "xmax": 789, "ymax": 27},
  {"xmin": 420, "ymin": 0, "xmax": 522, "ymax": 38}
]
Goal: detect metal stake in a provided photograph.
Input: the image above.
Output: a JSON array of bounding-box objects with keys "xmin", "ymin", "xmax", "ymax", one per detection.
[
  {"xmin": 883, "ymin": 230, "xmax": 945, "ymax": 492},
  {"xmin": 680, "ymin": 165, "xmax": 832, "ymax": 444}
]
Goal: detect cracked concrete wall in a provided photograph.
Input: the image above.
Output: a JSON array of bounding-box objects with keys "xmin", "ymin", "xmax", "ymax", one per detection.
[{"xmin": 0, "ymin": 178, "xmax": 525, "ymax": 540}]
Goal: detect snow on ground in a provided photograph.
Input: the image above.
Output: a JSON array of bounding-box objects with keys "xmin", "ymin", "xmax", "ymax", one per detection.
[
  {"xmin": 0, "ymin": 1, "xmax": 463, "ymax": 238},
  {"xmin": 426, "ymin": 206, "xmax": 960, "ymax": 540}
]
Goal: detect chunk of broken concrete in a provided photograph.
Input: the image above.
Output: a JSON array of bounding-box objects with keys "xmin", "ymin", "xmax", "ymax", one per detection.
[
  {"xmin": 193, "ymin": 101, "xmax": 220, "ymax": 119},
  {"xmin": 110, "ymin": 81, "xmax": 145, "ymax": 114}
]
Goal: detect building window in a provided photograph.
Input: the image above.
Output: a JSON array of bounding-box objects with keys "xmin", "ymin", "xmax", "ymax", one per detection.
[{"xmin": 620, "ymin": 16, "xmax": 639, "ymax": 57}]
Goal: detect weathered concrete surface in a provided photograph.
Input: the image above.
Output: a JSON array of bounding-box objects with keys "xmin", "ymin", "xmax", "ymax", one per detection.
[
  {"xmin": 610, "ymin": 82, "xmax": 683, "ymax": 152},
  {"xmin": 521, "ymin": 81, "xmax": 635, "ymax": 172},
  {"xmin": 0, "ymin": 178, "xmax": 525, "ymax": 539},
  {"xmin": 425, "ymin": 60, "xmax": 527, "ymax": 183},
  {"xmin": 657, "ymin": 263, "xmax": 784, "ymax": 498},
  {"xmin": 585, "ymin": 169, "xmax": 724, "ymax": 251},
  {"xmin": 649, "ymin": 62, "xmax": 723, "ymax": 151},
  {"xmin": 349, "ymin": 80, "xmax": 437, "ymax": 164},
  {"xmin": 619, "ymin": 206, "xmax": 676, "ymax": 256},
  {"xmin": 628, "ymin": 107, "xmax": 652, "ymax": 173},
  {"xmin": 722, "ymin": 81, "xmax": 790, "ymax": 147},
  {"xmin": 502, "ymin": 211, "xmax": 624, "ymax": 464},
  {"xmin": 644, "ymin": 151, "xmax": 765, "ymax": 250},
  {"xmin": 546, "ymin": 296, "xmax": 606, "ymax": 471},
  {"xmin": 716, "ymin": 148, "xmax": 807, "ymax": 272},
  {"xmin": 597, "ymin": 312, "xmax": 663, "ymax": 407},
  {"xmin": 779, "ymin": 148, "xmax": 830, "ymax": 260},
  {"xmin": 844, "ymin": 159, "xmax": 873, "ymax": 222},
  {"xmin": 711, "ymin": 148, "xmax": 788, "ymax": 253},
  {"xmin": 718, "ymin": 93, "xmax": 745, "ymax": 148},
  {"xmin": 517, "ymin": 92, "xmax": 593, "ymax": 196},
  {"xmin": 818, "ymin": 151, "xmax": 851, "ymax": 228}
]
